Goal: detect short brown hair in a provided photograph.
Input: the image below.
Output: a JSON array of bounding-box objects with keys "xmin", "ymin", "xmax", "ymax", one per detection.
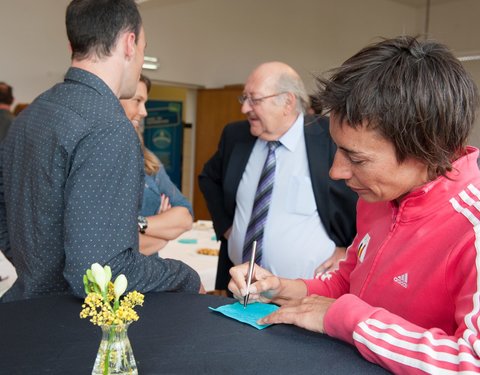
[
  {"xmin": 0, "ymin": 82, "xmax": 13, "ymax": 105},
  {"xmin": 314, "ymin": 36, "xmax": 479, "ymax": 178},
  {"xmin": 66, "ymin": 0, "xmax": 142, "ymax": 60}
]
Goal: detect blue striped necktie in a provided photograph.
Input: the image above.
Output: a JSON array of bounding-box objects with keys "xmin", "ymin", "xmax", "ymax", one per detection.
[{"xmin": 242, "ymin": 140, "xmax": 281, "ymax": 263}]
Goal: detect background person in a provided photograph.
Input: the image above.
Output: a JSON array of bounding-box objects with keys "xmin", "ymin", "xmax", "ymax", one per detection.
[
  {"xmin": 1, "ymin": 0, "xmax": 201, "ymax": 302},
  {"xmin": 120, "ymin": 74, "xmax": 194, "ymax": 255},
  {"xmin": 0, "ymin": 82, "xmax": 14, "ymax": 141},
  {"xmin": 199, "ymin": 61, "xmax": 357, "ymax": 292},
  {"xmin": 13, "ymin": 103, "xmax": 28, "ymax": 116},
  {"xmin": 229, "ymin": 36, "xmax": 480, "ymax": 374}
]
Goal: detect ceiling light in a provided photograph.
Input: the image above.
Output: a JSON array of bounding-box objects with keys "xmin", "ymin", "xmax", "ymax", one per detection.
[
  {"xmin": 458, "ymin": 55, "xmax": 480, "ymax": 62},
  {"xmin": 143, "ymin": 56, "xmax": 159, "ymax": 70}
]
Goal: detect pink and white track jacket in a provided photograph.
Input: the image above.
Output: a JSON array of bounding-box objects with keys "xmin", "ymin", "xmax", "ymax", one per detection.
[{"xmin": 305, "ymin": 146, "xmax": 480, "ymax": 374}]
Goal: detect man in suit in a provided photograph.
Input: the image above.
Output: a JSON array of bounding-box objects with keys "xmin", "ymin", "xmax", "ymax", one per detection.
[{"xmin": 199, "ymin": 61, "xmax": 357, "ymax": 291}]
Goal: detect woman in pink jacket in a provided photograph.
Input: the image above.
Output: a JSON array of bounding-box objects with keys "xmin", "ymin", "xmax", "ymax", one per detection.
[{"xmin": 229, "ymin": 35, "xmax": 480, "ymax": 374}]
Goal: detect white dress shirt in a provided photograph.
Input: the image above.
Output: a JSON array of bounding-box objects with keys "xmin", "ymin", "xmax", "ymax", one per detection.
[{"xmin": 228, "ymin": 114, "xmax": 335, "ymax": 279}]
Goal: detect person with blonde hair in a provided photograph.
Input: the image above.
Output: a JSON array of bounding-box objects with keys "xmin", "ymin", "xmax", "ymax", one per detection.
[{"xmin": 121, "ymin": 74, "xmax": 193, "ymax": 255}]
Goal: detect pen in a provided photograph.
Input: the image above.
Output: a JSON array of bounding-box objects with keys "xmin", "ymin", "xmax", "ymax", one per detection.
[{"xmin": 243, "ymin": 240, "xmax": 257, "ymax": 309}]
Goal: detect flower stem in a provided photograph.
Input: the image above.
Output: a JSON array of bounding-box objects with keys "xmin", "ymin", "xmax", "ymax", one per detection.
[{"xmin": 104, "ymin": 326, "xmax": 115, "ymax": 375}]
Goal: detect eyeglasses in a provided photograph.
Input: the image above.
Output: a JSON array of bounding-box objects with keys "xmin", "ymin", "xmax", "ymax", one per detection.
[{"xmin": 238, "ymin": 92, "xmax": 286, "ymax": 106}]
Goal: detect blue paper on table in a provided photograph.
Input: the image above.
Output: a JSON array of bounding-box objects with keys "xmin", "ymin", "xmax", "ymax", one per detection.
[
  {"xmin": 178, "ymin": 238, "xmax": 197, "ymax": 244},
  {"xmin": 209, "ymin": 302, "xmax": 279, "ymax": 329}
]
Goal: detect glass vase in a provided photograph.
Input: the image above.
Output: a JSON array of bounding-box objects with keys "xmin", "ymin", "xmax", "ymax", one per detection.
[{"xmin": 92, "ymin": 323, "xmax": 138, "ymax": 375}]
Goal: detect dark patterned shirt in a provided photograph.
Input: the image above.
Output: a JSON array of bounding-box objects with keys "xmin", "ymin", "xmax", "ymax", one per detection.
[
  {"xmin": 1, "ymin": 68, "xmax": 200, "ymax": 302},
  {"xmin": 0, "ymin": 109, "xmax": 13, "ymax": 142}
]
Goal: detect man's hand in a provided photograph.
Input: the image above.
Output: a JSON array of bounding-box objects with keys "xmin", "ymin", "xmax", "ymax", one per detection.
[{"xmin": 314, "ymin": 247, "xmax": 346, "ymax": 278}]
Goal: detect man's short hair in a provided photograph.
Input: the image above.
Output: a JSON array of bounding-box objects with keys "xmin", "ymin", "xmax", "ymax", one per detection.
[
  {"xmin": 66, "ymin": 0, "xmax": 142, "ymax": 61},
  {"xmin": 0, "ymin": 82, "xmax": 13, "ymax": 106},
  {"xmin": 314, "ymin": 35, "xmax": 479, "ymax": 178}
]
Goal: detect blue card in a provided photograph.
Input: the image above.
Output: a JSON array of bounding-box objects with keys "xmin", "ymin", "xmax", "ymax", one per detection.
[
  {"xmin": 178, "ymin": 238, "xmax": 198, "ymax": 244},
  {"xmin": 209, "ymin": 302, "xmax": 279, "ymax": 329}
]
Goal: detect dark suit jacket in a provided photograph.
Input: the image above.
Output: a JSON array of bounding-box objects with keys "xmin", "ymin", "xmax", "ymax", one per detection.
[{"xmin": 198, "ymin": 115, "xmax": 357, "ymax": 290}]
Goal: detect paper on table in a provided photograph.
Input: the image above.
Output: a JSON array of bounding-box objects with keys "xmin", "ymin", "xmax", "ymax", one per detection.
[
  {"xmin": 177, "ymin": 238, "xmax": 198, "ymax": 244},
  {"xmin": 209, "ymin": 302, "xmax": 279, "ymax": 329}
]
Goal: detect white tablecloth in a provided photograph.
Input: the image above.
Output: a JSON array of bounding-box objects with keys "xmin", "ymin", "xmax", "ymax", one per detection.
[
  {"xmin": 0, "ymin": 251, "xmax": 17, "ymax": 297},
  {"xmin": 159, "ymin": 221, "xmax": 219, "ymax": 291},
  {"xmin": 0, "ymin": 222, "xmax": 220, "ymax": 295}
]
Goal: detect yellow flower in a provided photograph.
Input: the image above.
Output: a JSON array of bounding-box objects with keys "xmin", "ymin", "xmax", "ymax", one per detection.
[{"xmin": 80, "ymin": 264, "xmax": 144, "ymax": 327}]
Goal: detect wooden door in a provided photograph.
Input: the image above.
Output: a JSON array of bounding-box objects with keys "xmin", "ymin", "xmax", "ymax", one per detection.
[{"xmin": 193, "ymin": 85, "xmax": 245, "ymax": 220}]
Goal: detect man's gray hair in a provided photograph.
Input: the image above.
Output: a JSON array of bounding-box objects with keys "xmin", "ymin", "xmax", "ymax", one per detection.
[{"xmin": 275, "ymin": 73, "xmax": 309, "ymax": 114}]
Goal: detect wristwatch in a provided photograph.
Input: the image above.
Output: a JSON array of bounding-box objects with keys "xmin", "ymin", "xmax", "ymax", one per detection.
[{"xmin": 137, "ymin": 216, "xmax": 148, "ymax": 234}]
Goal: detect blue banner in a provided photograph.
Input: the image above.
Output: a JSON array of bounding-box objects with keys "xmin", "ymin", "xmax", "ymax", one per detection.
[{"xmin": 144, "ymin": 100, "xmax": 183, "ymax": 189}]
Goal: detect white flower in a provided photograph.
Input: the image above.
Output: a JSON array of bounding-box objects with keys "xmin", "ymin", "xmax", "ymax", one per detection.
[
  {"xmin": 104, "ymin": 265, "xmax": 112, "ymax": 285},
  {"xmin": 91, "ymin": 263, "xmax": 107, "ymax": 292},
  {"xmin": 114, "ymin": 274, "xmax": 128, "ymax": 300}
]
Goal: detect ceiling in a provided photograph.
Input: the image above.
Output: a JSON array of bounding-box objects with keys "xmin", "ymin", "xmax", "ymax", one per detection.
[{"xmin": 137, "ymin": 0, "xmax": 457, "ymax": 7}]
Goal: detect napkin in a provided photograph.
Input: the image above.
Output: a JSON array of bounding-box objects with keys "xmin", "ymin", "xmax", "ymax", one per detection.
[
  {"xmin": 209, "ymin": 302, "xmax": 279, "ymax": 329},
  {"xmin": 178, "ymin": 238, "xmax": 198, "ymax": 244}
]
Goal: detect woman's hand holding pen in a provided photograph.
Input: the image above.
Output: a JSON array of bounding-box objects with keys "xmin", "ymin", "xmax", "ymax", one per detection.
[
  {"xmin": 228, "ymin": 263, "xmax": 308, "ymax": 306},
  {"xmin": 228, "ymin": 263, "xmax": 281, "ymax": 304},
  {"xmin": 228, "ymin": 263, "xmax": 328, "ymax": 331}
]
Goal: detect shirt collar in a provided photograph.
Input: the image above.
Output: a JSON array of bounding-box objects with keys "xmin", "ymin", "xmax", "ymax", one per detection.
[
  {"xmin": 259, "ymin": 113, "xmax": 304, "ymax": 152},
  {"xmin": 280, "ymin": 113, "xmax": 304, "ymax": 152},
  {"xmin": 65, "ymin": 67, "xmax": 115, "ymax": 98}
]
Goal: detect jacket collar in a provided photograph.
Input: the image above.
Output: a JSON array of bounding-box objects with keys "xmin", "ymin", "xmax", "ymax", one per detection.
[{"xmin": 393, "ymin": 146, "xmax": 480, "ymax": 222}]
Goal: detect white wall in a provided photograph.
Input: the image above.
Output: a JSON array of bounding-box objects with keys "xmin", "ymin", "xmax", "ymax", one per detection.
[
  {"xmin": 1, "ymin": 0, "xmax": 418, "ymax": 103},
  {"xmin": 139, "ymin": 0, "xmax": 419, "ymax": 92},
  {"xmin": 2, "ymin": 0, "xmax": 480, "ymax": 146},
  {"xmin": 426, "ymin": 0, "xmax": 480, "ymax": 147},
  {"xmin": 0, "ymin": 0, "xmax": 71, "ymax": 105}
]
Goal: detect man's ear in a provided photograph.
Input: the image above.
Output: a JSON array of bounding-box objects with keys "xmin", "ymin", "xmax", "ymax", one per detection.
[
  {"xmin": 284, "ymin": 92, "xmax": 295, "ymax": 111},
  {"xmin": 124, "ymin": 32, "xmax": 137, "ymax": 60}
]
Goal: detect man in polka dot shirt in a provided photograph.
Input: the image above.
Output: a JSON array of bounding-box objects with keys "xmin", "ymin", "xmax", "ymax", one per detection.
[{"xmin": 0, "ymin": 0, "xmax": 202, "ymax": 302}]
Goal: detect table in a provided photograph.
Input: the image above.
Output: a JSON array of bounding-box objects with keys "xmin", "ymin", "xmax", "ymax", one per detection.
[
  {"xmin": 0, "ymin": 293, "xmax": 390, "ymax": 374},
  {"xmin": 159, "ymin": 221, "xmax": 219, "ymax": 291}
]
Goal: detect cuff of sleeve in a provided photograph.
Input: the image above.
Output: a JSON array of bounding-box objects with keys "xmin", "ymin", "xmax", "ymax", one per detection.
[
  {"xmin": 324, "ymin": 294, "xmax": 376, "ymax": 345},
  {"xmin": 302, "ymin": 278, "xmax": 324, "ymax": 296}
]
